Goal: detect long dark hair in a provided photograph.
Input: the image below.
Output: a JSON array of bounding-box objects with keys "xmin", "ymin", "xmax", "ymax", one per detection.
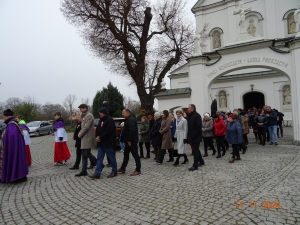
[{"xmin": 162, "ymin": 110, "xmax": 169, "ymax": 118}]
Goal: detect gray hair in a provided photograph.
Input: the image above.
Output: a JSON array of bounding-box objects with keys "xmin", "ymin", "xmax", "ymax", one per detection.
[
  {"xmin": 175, "ymin": 109, "xmax": 183, "ymax": 115},
  {"xmin": 154, "ymin": 112, "xmax": 161, "ymax": 118}
]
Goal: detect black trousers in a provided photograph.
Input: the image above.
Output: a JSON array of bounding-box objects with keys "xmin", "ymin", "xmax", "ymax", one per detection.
[
  {"xmin": 81, "ymin": 149, "xmax": 97, "ymax": 173},
  {"xmin": 215, "ymin": 136, "xmax": 226, "ymax": 154},
  {"xmin": 121, "ymin": 142, "xmax": 141, "ymax": 172},
  {"xmin": 277, "ymin": 123, "xmax": 283, "ymax": 137},
  {"xmin": 232, "ymin": 144, "xmax": 240, "ymax": 159},
  {"xmin": 191, "ymin": 142, "xmax": 204, "ymax": 169},
  {"xmin": 158, "ymin": 148, "xmax": 173, "ymax": 163},
  {"xmin": 243, "ymin": 134, "xmax": 248, "ymax": 145},
  {"xmin": 139, "ymin": 142, "xmax": 150, "ymax": 158},
  {"xmin": 203, "ymin": 137, "xmax": 216, "ymax": 153},
  {"xmin": 257, "ymin": 126, "xmax": 266, "ymax": 144}
]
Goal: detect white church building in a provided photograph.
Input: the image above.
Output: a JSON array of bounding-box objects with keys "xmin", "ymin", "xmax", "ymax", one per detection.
[{"xmin": 155, "ymin": 0, "xmax": 300, "ymax": 145}]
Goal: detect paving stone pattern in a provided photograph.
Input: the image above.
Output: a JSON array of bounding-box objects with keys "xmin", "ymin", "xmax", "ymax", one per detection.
[{"xmin": 0, "ymin": 127, "xmax": 299, "ymax": 225}]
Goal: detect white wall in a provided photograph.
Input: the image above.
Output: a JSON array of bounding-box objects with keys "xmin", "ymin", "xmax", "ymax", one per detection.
[{"xmin": 194, "ymin": 0, "xmax": 299, "ymax": 51}]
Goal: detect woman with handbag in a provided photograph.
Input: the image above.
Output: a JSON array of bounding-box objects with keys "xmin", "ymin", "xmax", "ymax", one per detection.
[{"xmin": 173, "ymin": 110, "xmax": 188, "ymax": 166}]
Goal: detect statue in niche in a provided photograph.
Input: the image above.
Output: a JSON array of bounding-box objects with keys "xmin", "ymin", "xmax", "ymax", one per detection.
[
  {"xmin": 219, "ymin": 92, "xmax": 227, "ymax": 108},
  {"xmin": 247, "ymin": 19, "xmax": 256, "ymax": 36},
  {"xmin": 233, "ymin": 0, "xmax": 251, "ymax": 30},
  {"xmin": 194, "ymin": 33, "xmax": 201, "ymax": 54},
  {"xmin": 283, "ymin": 87, "xmax": 291, "ymax": 105},
  {"xmin": 288, "ymin": 13, "xmax": 296, "ymax": 34},
  {"xmin": 294, "ymin": 4, "xmax": 300, "ymax": 36},
  {"xmin": 213, "ymin": 31, "xmax": 221, "ymax": 48}
]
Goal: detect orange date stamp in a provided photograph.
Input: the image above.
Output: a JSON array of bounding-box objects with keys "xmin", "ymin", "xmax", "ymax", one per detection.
[{"xmin": 235, "ymin": 201, "xmax": 281, "ymax": 209}]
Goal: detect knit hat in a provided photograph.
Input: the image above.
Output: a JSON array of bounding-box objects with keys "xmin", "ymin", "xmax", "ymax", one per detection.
[
  {"xmin": 3, "ymin": 109, "xmax": 13, "ymax": 116},
  {"xmin": 99, "ymin": 107, "xmax": 109, "ymax": 115},
  {"xmin": 229, "ymin": 114, "xmax": 237, "ymax": 120}
]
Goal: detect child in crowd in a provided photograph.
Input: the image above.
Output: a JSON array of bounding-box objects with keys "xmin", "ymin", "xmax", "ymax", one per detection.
[
  {"xmin": 53, "ymin": 112, "xmax": 71, "ymax": 166},
  {"xmin": 16, "ymin": 115, "xmax": 32, "ymax": 166}
]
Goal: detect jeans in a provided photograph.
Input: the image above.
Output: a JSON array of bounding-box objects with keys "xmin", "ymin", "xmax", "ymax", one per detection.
[
  {"xmin": 121, "ymin": 142, "xmax": 141, "ymax": 172},
  {"xmin": 120, "ymin": 142, "xmax": 125, "ymax": 151},
  {"xmin": 95, "ymin": 147, "xmax": 117, "ymax": 175},
  {"xmin": 81, "ymin": 149, "xmax": 97, "ymax": 173},
  {"xmin": 268, "ymin": 125, "xmax": 278, "ymax": 143},
  {"xmin": 191, "ymin": 142, "xmax": 204, "ymax": 168}
]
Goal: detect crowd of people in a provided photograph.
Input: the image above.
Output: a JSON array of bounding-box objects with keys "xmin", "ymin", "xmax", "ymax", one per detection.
[{"xmin": 0, "ymin": 103, "xmax": 285, "ymax": 183}]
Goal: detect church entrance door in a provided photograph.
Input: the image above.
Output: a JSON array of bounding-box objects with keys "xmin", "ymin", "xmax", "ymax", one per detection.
[{"xmin": 243, "ymin": 92, "xmax": 265, "ymax": 110}]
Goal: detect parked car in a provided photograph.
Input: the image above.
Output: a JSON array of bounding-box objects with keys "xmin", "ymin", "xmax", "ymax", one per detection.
[
  {"xmin": 94, "ymin": 117, "xmax": 125, "ymax": 147},
  {"xmin": 27, "ymin": 121, "xmax": 53, "ymax": 136},
  {"xmin": 0, "ymin": 119, "xmax": 6, "ymax": 138}
]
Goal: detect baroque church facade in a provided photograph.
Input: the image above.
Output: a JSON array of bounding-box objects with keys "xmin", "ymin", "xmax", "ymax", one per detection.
[{"xmin": 155, "ymin": 0, "xmax": 299, "ymax": 125}]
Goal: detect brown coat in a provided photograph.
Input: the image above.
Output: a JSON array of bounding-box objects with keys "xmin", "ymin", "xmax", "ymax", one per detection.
[
  {"xmin": 159, "ymin": 117, "xmax": 173, "ymax": 149},
  {"xmin": 243, "ymin": 114, "xmax": 249, "ymax": 134},
  {"xmin": 78, "ymin": 111, "xmax": 96, "ymax": 149}
]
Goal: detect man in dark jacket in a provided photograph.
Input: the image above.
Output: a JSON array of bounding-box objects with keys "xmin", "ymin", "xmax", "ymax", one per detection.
[
  {"xmin": 89, "ymin": 107, "xmax": 117, "ymax": 179},
  {"xmin": 266, "ymin": 106, "xmax": 278, "ymax": 145},
  {"xmin": 117, "ymin": 109, "xmax": 141, "ymax": 176},
  {"xmin": 187, "ymin": 104, "xmax": 205, "ymax": 171}
]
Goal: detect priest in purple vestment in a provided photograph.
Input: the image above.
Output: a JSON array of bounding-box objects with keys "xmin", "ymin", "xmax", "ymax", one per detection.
[{"xmin": 0, "ymin": 109, "xmax": 28, "ymax": 183}]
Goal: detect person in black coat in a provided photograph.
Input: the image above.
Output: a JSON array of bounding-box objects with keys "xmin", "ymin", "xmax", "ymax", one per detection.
[
  {"xmin": 187, "ymin": 104, "xmax": 205, "ymax": 171},
  {"xmin": 275, "ymin": 109, "xmax": 284, "ymax": 138},
  {"xmin": 69, "ymin": 114, "xmax": 93, "ymax": 170},
  {"xmin": 117, "ymin": 109, "xmax": 141, "ymax": 176},
  {"xmin": 150, "ymin": 112, "xmax": 162, "ymax": 160},
  {"xmin": 89, "ymin": 107, "xmax": 117, "ymax": 179}
]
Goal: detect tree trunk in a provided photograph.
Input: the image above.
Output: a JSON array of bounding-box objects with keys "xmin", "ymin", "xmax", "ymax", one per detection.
[{"xmin": 139, "ymin": 93, "xmax": 154, "ymax": 116}]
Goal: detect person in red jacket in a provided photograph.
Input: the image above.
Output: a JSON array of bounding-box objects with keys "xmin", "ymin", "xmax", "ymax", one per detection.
[{"xmin": 212, "ymin": 114, "xmax": 226, "ymax": 158}]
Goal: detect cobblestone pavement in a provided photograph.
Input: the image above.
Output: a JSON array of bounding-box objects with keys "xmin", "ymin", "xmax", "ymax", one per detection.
[{"xmin": 0, "ymin": 127, "xmax": 299, "ymax": 225}]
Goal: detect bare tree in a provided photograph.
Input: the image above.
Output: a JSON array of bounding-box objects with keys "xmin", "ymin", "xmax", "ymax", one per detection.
[
  {"xmin": 61, "ymin": 0, "xmax": 207, "ymax": 114},
  {"xmin": 123, "ymin": 96, "xmax": 141, "ymax": 115},
  {"xmin": 81, "ymin": 98, "xmax": 89, "ymax": 105},
  {"xmin": 63, "ymin": 94, "xmax": 77, "ymax": 119},
  {"xmin": 5, "ymin": 97, "xmax": 23, "ymax": 109},
  {"xmin": 42, "ymin": 102, "xmax": 68, "ymax": 120}
]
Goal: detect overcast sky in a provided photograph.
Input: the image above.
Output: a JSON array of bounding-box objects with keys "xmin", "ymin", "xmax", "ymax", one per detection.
[{"xmin": 0, "ymin": 0, "xmax": 197, "ymax": 107}]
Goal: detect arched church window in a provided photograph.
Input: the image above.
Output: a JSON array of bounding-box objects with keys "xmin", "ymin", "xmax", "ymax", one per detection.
[
  {"xmin": 282, "ymin": 85, "xmax": 291, "ymax": 105},
  {"xmin": 209, "ymin": 28, "xmax": 223, "ymax": 50},
  {"xmin": 212, "ymin": 30, "xmax": 221, "ymax": 49},
  {"xmin": 287, "ymin": 13, "xmax": 296, "ymax": 34}
]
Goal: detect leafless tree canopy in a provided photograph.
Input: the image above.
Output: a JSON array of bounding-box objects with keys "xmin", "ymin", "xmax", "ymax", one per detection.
[
  {"xmin": 63, "ymin": 94, "xmax": 77, "ymax": 116},
  {"xmin": 61, "ymin": 0, "xmax": 205, "ymax": 113}
]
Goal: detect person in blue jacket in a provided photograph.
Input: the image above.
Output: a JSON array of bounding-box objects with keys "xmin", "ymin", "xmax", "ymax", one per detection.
[{"xmin": 226, "ymin": 114, "xmax": 243, "ymax": 163}]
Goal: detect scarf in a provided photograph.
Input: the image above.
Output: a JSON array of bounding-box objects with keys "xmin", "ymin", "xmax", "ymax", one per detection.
[{"xmin": 176, "ymin": 116, "xmax": 183, "ymax": 125}]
